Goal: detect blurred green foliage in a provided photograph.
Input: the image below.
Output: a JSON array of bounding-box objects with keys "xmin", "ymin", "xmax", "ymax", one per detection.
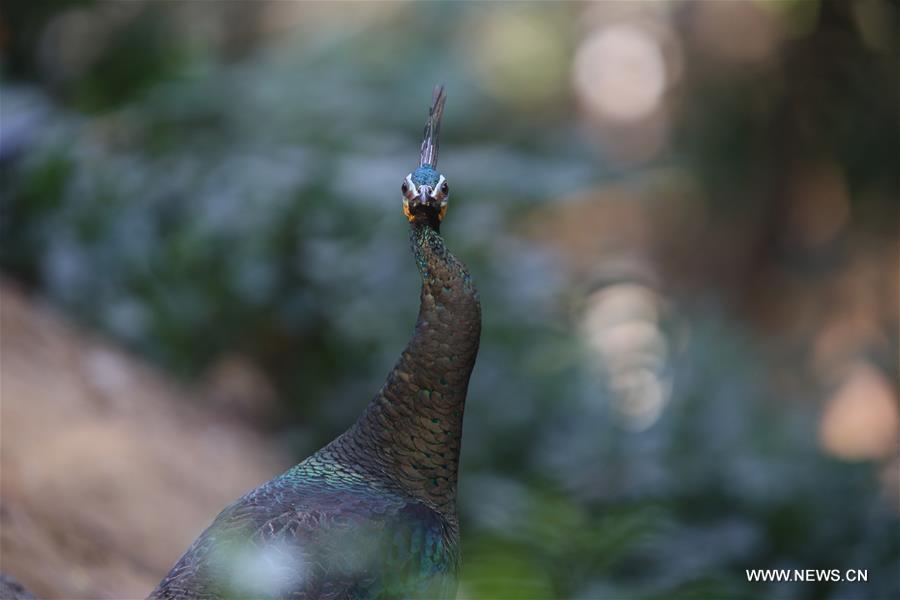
[{"xmin": 1, "ymin": 2, "xmax": 897, "ymax": 599}]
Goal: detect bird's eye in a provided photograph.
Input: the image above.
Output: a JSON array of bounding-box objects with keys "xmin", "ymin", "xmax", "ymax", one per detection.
[
  {"xmin": 441, "ymin": 181, "xmax": 449, "ymax": 195},
  {"xmin": 401, "ymin": 181, "xmax": 409, "ymax": 194}
]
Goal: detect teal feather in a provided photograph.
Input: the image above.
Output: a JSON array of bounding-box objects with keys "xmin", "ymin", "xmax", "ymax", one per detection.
[{"xmin": 411, "ymin": 165, "xmax": 440, "ymax": 188}]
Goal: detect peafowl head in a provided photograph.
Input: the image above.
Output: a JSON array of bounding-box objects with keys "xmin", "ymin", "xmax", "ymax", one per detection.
[{"xmin": 402, "ymin": 86, "xmax": 450, "ymax": 224}]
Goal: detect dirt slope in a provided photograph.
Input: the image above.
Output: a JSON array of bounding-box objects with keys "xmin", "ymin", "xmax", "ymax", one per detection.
[{"xmin": 0, "ymin": 283, "xmax": 290, "ymax": 599}]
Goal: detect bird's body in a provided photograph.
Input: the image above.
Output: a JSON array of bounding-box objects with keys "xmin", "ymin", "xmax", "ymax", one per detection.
[
  {"xmin": 150, "ymin": 87, "xmax": 480, "ymax": 600},
  {"xmin": 150, "ymin": 456, "xmax": 458, "ymax": 599}
]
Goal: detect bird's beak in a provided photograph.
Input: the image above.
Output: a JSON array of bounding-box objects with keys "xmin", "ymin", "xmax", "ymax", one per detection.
[{"xmin": 418, "ymin": 186, "xmax": 431, "ymax": 207}]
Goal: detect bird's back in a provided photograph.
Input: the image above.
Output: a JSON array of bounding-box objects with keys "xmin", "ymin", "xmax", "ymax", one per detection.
[{"xmin": 150, "ymin": 449, "xmax": 458, "ymax": 600}]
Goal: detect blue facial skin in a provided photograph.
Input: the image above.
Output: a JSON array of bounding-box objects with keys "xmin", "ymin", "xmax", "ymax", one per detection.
[{"xmin": 411, "ymin": 165, "xmax": 441, "ymax": 189}]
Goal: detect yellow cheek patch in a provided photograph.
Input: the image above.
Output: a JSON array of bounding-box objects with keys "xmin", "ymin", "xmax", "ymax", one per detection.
[{"xmin": 439, "ymin": 205, "xmax": 447, "ymax": 221}]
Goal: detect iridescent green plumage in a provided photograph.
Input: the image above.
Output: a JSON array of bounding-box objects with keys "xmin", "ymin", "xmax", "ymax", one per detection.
[{"xmin": 150, "ymin": 88, "xmax": 479, "ymax": 600}]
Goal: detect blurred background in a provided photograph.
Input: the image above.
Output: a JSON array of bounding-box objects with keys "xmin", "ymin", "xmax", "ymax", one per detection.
[{"xmin": 1, "ymin": 1, "xmax": 897, "ymax": 599}]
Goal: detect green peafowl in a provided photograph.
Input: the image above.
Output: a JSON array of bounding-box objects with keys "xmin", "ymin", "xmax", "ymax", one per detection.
[{"xmin": 149, "ymin": 86, "xmax": 481, "ymax": 600}]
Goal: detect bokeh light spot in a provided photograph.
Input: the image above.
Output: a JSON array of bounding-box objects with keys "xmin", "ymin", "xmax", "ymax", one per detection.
[
  {"xmin": 582, "ymin": 283, "xmax": 671, "ymax": 430},
  {"xmin": 573, "ymin": 24, "xmax": 666, "ymax": 123},
  {"xmin": 467, "ymin": 10, "xmax": 569, "ymax": 109},
  {"xmin": 819, "ymin": 363, "xmax": 899, "ymax": 461}
]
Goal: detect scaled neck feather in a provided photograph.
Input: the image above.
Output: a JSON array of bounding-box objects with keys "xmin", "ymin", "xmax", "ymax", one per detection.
[{"xmin": 339, "ymin": 219, "xmax": 480, "ymax": 514}]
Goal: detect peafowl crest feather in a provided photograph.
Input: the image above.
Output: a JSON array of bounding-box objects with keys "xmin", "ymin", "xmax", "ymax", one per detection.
[{"xmin": 150, "ymin": 86, "xmax": 480, "ymax": 600}]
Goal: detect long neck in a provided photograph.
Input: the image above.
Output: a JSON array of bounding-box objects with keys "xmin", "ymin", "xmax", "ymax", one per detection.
[{"xmin": 341, "ymin": 219, "xmax": 481, "ymax": 513}]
